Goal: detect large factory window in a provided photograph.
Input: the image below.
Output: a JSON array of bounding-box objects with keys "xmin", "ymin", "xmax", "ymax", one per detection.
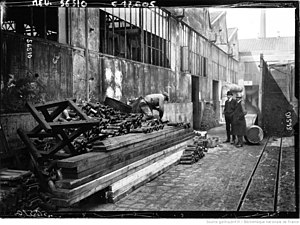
[
  {"xmin": 2, "ymin": 7, "xmax": 58, "ymax": 41},
  {"xmin": 100, "ymin": 8, "xmax": 170, "ymax": 67},
  {"xmin": 100, "ymin": 8, "xmax": 141, "ymax": 61},
  {"xmin": 142, "ymin": 8, "xmax": 170, "ymax": 67},
  {"xmin": 202, "ymin": 57, "xmax": 208, "ymax": 77},
  {"xmin": 189, "ymin": 31, "xmax": 200, "ymax": 76}
]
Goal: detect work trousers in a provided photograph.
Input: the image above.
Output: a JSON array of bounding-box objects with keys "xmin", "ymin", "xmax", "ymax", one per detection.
[{"xmin": 225, "ymin": 115, "xmax": 235, "ymax": 141}]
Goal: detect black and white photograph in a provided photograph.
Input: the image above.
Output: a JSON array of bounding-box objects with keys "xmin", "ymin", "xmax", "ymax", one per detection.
[{"xmin": 0, "ymin": 0, "xmax": 298, "ymax": 220}]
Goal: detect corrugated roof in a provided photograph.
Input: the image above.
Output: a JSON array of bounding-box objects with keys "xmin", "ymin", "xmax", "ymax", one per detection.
[
  {"xmin": 209, "ymin": 11, "xmax": 224, "ymax": 24},
  {"xmin": 239, "ymin": 37, "xmax": 295, "ymax": 52}
]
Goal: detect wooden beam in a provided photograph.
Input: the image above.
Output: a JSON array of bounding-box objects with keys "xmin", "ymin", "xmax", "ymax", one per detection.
[
  {"xmin": 55, "ymin": 139, "xmax": 191, "ymax": 189},
  {"xmin": 17, "ymin": 128, "xmax": 43, "ymax": 161},
  {"xmin": 57, "ymin": 128, "xmax": 191, "ymax": 169},
  {"xmin": 26, "ymin": 102, "xmax": 52, "ymax": 132},
  {"xmin": 52, "ymin": 139, "xmax": 190, "ymax": 204},
  {"xmin": 108, "ymin": 152, "xmax": 182, "ymax": 203},
  {"xmin": 34, "ymin": 99, "xmax": 72, "ymax": 110},
  {"xmin": 48, "ymin": 120, "xmax": 98, "ymax": 129},
  {"xmin": 59, "ymin": 132, "xmax": 193, "ymax": 179},
  {"xmin": 46, "ymin": 126, "xmax": 94, "ymax": 157}
]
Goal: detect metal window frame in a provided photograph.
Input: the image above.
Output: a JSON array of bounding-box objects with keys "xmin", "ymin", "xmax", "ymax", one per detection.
[{"xmin": 99, "ymin": 7, "xmax": 170, "ymax": 67}]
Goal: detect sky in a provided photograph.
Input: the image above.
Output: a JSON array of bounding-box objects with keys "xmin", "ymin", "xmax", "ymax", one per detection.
[{"xmin": 209, "ymin": 8, "xmax": 296, "ymax": 39}]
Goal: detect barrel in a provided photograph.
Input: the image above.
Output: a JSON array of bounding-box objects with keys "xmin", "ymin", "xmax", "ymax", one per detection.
[{"xmin": 246, "ymin": 125, "xmax": 264, "ymax": 144}]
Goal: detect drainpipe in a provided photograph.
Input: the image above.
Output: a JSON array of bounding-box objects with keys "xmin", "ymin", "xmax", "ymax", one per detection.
[
  {"xmin": 85, "ymin": 8, "xmax": 89, "ymax": 102},
  {"xmin": 0, "ymin": 2, "xmax": 4, "ymax": 113}
]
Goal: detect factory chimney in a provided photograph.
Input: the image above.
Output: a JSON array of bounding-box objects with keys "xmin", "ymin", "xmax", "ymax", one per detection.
[{"xmin": 259, "ymin": 9, "xmax": 266, "ymax": 38}]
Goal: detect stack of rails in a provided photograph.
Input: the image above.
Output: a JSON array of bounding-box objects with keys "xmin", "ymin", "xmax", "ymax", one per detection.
[{"xmin": 51, "ymin": 124, "xmax": 194, "ymax": 207}]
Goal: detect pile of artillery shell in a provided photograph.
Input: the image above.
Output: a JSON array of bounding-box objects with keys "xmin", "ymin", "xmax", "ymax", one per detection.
[
  {"xmin": 0, "ymin": 169, "xmax": 55, "ymax": 215},
  {"xmin": 167, "ymin": 122, "xmax": 191, "ymax": 129},
  {"xmin": 59, "ymin": 102, "xmax": 151, "ymax": 153},
  {"xmin": 179, "ymin": 136, "xmax": 206, "ymax": 165}
]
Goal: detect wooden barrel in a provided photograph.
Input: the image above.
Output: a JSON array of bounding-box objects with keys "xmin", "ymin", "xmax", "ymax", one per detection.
[{"xmin": 246, "ymin": 125, "xmax": 264, "ymax": 144}]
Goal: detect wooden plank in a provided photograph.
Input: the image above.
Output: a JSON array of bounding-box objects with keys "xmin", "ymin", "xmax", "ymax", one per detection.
[
  {"xmin": 109, "ymin": 161, "xmax": 179, "ymax": 203},
  {"xmin": 80, "ymin": 129, "xmax": 192, "ymax": 172},
  {"xmin": 276, "ymin": 137, "xmax": 296, "ymax": 212},
  {"xmin": 61, "ymin": 133, "xmax": 193, "ymax": 180},
  {"xmin": 92, "ymin": 126, "xmax": 178, "ymax": 149},
  {"xmin": 55, "ymin": 138, "xmax": 192, "ymax": 189},
  {"xmin": 30, "ymin": 102, "xmax": 68, "ymax": 134},
  {"xmin": 57, "ymin": 127, "xmax": 190, "ymax": 168},
  {"xmin": 51, "ymin": 139, "xmax": 190, "ymax": 206},
  {"xmin": 92, "ymin": 126, "xmax": 179, "ymax": 151},
  {"xmin": 0, "ymin": 123, "xmax": 9, "ymax": 154},
  {"xmin": 34, "ymin": 99, "xmax": 72, "ymax": 110},
  {"xmin": 60, "ymin": 132, "xmax": 193, "ymax": 178},
  {"xmin": 110, "ymin": 148, "xmax": 184, "ymax": 192},
  {"xmin": 91, "ymin": 126, "xmax": 191, "ymax": 155},
  {"xmin": 26, "ymin": 102, "xmax": 52, "ymax": 132},
  {"xmin": 53, "ymin": 139, "xmax": 190, "ymax": 198},
  {"xmin": 240, "ymin": 137, "xmax": 281, "ymax": 211},
  {"xmin": 27, "ymin": 132, "xmax": 57, "ymax": 138},
  {"xmin": 48, "ymin": 120, "xmax": 98, "ymax": 129},
  {"xmin": 0, "ymin": 169, "xmax": 31, "ymax": 181},
  {"xmin": 17, "ymin": 128, "xmax": 43, "ymax": 161}
]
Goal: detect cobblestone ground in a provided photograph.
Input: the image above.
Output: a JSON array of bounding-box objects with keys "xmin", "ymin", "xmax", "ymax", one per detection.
[{"xmin": 76, "ymin": 125, "xmax": 266, "ymax": 211}]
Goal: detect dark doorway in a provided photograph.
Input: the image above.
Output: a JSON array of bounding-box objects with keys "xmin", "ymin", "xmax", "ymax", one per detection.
[
  {"xmin": 192, "ymin": 75, "xmax": 200, "ymax": 130},
  {"xmin": 213, "ymin": 80, "xmax": 219, "ymax": 120}
]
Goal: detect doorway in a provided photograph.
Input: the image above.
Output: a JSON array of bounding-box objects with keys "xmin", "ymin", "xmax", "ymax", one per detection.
[
  {"xmin": 212, "ymin": 80, "xmax": 219, "ymax": 121},
  {"xmin": 192, "ymin": 75, "xmax": 200, "ymax": 130}
]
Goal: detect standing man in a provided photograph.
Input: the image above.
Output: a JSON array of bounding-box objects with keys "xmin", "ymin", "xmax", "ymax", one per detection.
[
  {"xmin": 223, "ymin": 91, "xmax": 237, "ymax": 143},
  {"xmin": 232, "ymin": 92, "xmax": 247, "ymax": 147},
  {"xmin": 132, "ymin": 92, "xmax": 169, "ymax": 120}
]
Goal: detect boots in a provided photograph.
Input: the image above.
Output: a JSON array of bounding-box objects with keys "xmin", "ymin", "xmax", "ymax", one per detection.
[
  {"xmin": 223, "ymin": 135, "xmax": 230, "ymax": 143},
  {"xmin": 231, "ymin": 135, "xmax": 236, "ymax": 144},
  {"xmin": 236, "ymin": 136, "xmax": 243, "ymax": 147}
]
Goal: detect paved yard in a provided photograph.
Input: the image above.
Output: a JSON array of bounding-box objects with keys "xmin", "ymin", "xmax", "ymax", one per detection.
[{"xmin": 61, "ymin": 125, "xmax": 296, "ymax": 215}]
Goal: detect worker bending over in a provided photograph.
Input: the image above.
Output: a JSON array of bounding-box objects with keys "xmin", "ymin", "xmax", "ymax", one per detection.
[{"xmin": 132, "ymin": 92, "xmax": 169, "ymax": 120}]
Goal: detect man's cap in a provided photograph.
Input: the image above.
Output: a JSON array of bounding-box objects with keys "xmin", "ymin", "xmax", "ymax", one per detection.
[{"xmin": 227, "ymin": 91, "xmax": 233, "ymax": 96}]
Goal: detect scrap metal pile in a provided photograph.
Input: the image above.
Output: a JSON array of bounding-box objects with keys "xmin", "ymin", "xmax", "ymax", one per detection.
[
  {"xmin": 58, "ymin": 101, "xmax": 168, "ymax": 154},
  {"xmin": 0, "ymin": 169, "xmax": 55, "ymax": 215}
]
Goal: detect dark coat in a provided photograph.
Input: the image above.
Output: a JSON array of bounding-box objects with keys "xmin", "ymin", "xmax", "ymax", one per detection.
[
  {"xmin": 224, "ymin": 98, "xmax": 237, "ymax": 119},
  {"xmin": 232, "ymin": 100, "xmax": 247, "ymax": 136}
]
